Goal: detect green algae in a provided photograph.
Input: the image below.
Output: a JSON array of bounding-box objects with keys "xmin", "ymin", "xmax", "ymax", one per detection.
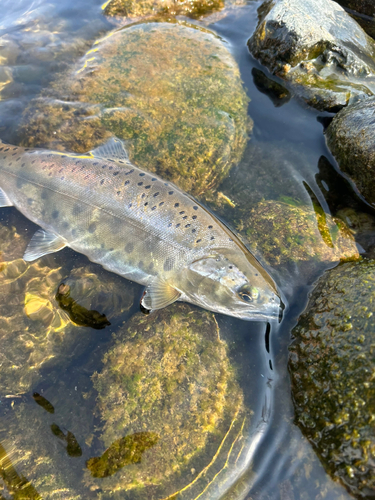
[
  {"xmin": 88, "ymin": 303, "xmax": 249, "ymax": 498},
  {"xmin": 19, "ymin": 22, "xmax": 250, "ymax": 197},
  {"xmin": 289, "ymin": 259, "xmax": 375, "ymax": 498}
]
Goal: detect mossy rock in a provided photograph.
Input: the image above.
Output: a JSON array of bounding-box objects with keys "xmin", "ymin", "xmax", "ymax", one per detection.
[
  {"xmin": 239, "ymin": 200, "xmax": 359, "ymax": 281},
  {"xmin": 289, "ymin": 259, "xmax": 375, "ymax": 498},
  {"xmin": 88, "ymin": 303, "xmax": 249, "ymax": 499},
  {"xmin": 19, "ymin": 22, "xmax": 250, "ymax": 197},
  {"xmin": 102, "ymin": 0, "xmax": 244, "ymax": 20}
]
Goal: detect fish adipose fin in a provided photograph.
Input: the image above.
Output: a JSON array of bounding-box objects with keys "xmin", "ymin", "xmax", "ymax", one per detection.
[
  {"xmin": 141, "ymin": 278, "xmax": 181, "ymax": 311},
  {"xmin": 23, "ymin": 229, "xmax": 66, "ymax": 262},
  {"xmin": 0, "ymin": 187, "xmax": 13, "ymax": 207},
  {"xmin": 90, "ymin": 137, "xmax": 130, "ymax": 163}
]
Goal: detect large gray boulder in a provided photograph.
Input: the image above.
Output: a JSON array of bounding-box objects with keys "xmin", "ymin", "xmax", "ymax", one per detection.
[
  {"xmin": 326, "ymin": 96, "xmax": 375, "ymax": 207},
  {"xmin": 248, "ymin": 0, "xmax": 375, "ymax": 110}
]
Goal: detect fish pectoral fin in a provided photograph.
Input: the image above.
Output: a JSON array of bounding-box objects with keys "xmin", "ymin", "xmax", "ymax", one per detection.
[
  {"xmin": 23, "ymin": 229, "xmax": 66, "ymax": 262},
  {"xmin": 0, "ymin": 187, "xmax": 13, "ymax": 207},
  {"xmin": 89, "ymin": 137, "xmax": 130, "ymax": 163},
  {"xmin": 141, "ymin": 279, "xmax": 181, "ymax": 311}
]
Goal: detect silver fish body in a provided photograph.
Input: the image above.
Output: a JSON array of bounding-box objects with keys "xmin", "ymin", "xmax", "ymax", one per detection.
[{"xmin": 0, "ymin": 138, "xmax": 281, "ymax": 321}]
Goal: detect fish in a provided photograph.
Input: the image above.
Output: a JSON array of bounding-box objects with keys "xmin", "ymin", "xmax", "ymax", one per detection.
[{"xmin": 0, "ymin": 137, "xmax": 281, "ymax": 321}]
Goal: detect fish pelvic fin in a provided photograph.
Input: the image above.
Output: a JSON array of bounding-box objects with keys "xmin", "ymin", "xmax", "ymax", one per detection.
[
  {"xmin": 23, "ymin": 229, "xmax": 66, "ymax": 262},
  {"xmin": 141, "ymin": 278, "xmax": 181, "ymax": 311},
  {"xmin": 89, "ymin": 137, "xmax": 130, "ymax": 163},
  {"xmin": 0, "ymin": 187, "xmax": 13, "ymax": 207}
]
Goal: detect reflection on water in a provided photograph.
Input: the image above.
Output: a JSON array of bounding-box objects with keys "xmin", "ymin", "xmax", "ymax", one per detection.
[{"xmin": 0, "ymin": 0, "xmax": 374, "ymax": 499}]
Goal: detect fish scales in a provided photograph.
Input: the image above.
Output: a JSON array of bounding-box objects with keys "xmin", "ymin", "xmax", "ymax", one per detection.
[
  {"xmin": 0, "ymin": 140, "xmax": 281, "ymax": 321},
  {"xmin": 0, "ymin": 145, "xmax": 231, "ymax": 281}
]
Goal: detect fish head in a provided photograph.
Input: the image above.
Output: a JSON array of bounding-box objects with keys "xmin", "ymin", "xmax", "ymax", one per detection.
[{"xmin": 183, "ymin": 246, "xmax": 281, "ymax": 321}]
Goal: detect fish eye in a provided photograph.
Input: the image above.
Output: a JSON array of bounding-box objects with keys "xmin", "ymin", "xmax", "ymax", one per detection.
[{"xmin": 237, "ymin": 284, "xmax": 259, "ymax": 302}]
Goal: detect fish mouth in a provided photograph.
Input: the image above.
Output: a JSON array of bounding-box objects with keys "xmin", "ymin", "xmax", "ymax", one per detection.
[{"xmin": 236, "ymin": 293, "xmax": 283, "ymax": 322}]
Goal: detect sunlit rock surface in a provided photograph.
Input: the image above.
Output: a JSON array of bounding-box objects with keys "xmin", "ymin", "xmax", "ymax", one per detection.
[
  {"xmin": 102, "ymin": 0, "xmax": 246, "ymax": 20},
  {"xmin": 326, "ymin": 96, "xmax": 375, "ymax": 208},
  {"xmin": 241, "ymin": 200, "xmax": 359, "ymax": 281},
  {"xmin": 289, "ymin": 259, "xmax": 375, "ymax": 498},
  {"xmin": 247, "ymin": 0, "xmax": 375, "ymax": 110},
  {"xmin": 87, "ymin": 303, "xmax": 249, "ymax": 499},
  {"xmin": 0, "ymin": 225, "xmax": 135, "ymax": 396},
  {"xmin": 19, "ymin": 22, "xmax": 250, "ymax": 197}
]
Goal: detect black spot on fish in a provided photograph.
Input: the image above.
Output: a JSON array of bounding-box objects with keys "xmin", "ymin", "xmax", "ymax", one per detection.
[
  {"xmin": 151, "ymin": 178, "xmax": 157, "ymax": 181},
  {"xmin": 125, "ymin": 242, "xmax": 134, "ymax": 253},
  {"xmin": 196, "ymin": 239, "xmax": 202, "ymax": 243},
  {"xmin": 100, "ymin": 179, "xmax": 104, "ymax": 185},
  {"xmin": 8, "ymin": 162, "xmax": 12, "ymax": 166},
  {"xmin": 185, "ymin": 224, "xmax": 191, "ymax": 228},
  {"xmin": 208, "ymin": 225, "xmax": 213, "ymax": 229},
  {"xmin": 182, "ymin": 216, "xmax": 188, "ymax": 220},
  {"xmin": 153, "ymin": 192, "xmax": 159, "ymax": 197},
  {"xmin": 138, "ymin": 260, "xmax": 144, "ymax": 268},
  {"xmin": 211, "ymin": 236, "xmax": 215, "ymax": 240},
  {"xmin": 52, "ymin": 210, "xmax": 59, "ymax": 219},
  {"xmin": 62, "ymin": 222, "xmax": 69, "ymax": 230},
  {"xmin": 128, "ymin": 203, "xmax": 132, "ymax": 208},
  {"xmin": 179, "ymin": 211, "xmax": 185, "ymax": 215},
  {"xmin": 193, "ymin": 206, "xmax": 198, "ymax": 210},
  {"xmin": 12, "ymin": 152, "xmax": 17, "ymax": 156},
  {"xmin": 125, "ymin": 169, "xmax": 134, "ymax": 175},
  {"xmin": 102, "ymin": 165, "xmax": 106, "ymax": 169},
  {"xmin": 192, "ymin": 229, "xmax": 196, "ymax": 233},
  {"xmin": 138, "ymin": 182, "xmax": 143, "ymax": 186},
  {"xmin": 117, "ymin": 191, "xmax": 121, "ymax": 195},
  {"xmin": 139, "ymin": 173, "xmax": 145, "ymax": 177},
  {"xmin": 108, "ymin": 166, "xmax": 113, "ymax": 170},
  {"xmin": 159, "ymin": 201, "xmax": 164, "ymax": 206},
  {"xmin": 168, "ymin": 223, "xmax": 172, "ymax": 227},
  {"xmin": 88, "ymin": 223, "xmax": 97, "ymax": 233},
  {"xmin": 93, "ymin": 162, "xmax": 98, "ymax": 166},
  {"xmin": 168, "ymin": 191, "xmax": 174, "ymax": 195},
  {"xmin": 174, "ymin": 203, "xmax": 179, "ymax": 208},
  {"xmin": 164, "ymin": 183, "xmax": 169, "ymax": 186},
  {"xmin": 164, "ymin": 257, "xmax": 174, "ymax": 271},
  {"xmin": 41, "ymin": 190, "xmax": 49, "ymax": 200},
  {"xmin": 0, "ymin": 147, "xmax": 3, "ymax": 151},
  {"xmin": 229, "ymin": 238, "xmax": 233, "ymax": 242},
  {"xmin": 141, "ymin": 193, "xmax": 146, "ymax": 198},
  {"xmin": 176, "ymin": 223, "xmax": 181, "ymax": 228},
  {"xmin": 4, "ymin": 148, "xmax": 9, "ymax": 151},
  {"xmin": 27, "ymin": 198, "xmax": 33, "ymax": 206},
  {"xmin": 113, "ymin": 172, "xmax": 119, "ymax": 176},
  {"xmin": 145, "ymin": 185, "xmax": 151, "ymax": 189},
  {"xmin": 61, "ymin": 176, "xmax": 65, "ymax": 180},
  {"xmin": 144, "ymin": 202, "xmax": 148, "ymax": 206},
  {"xmin": 124, "ymin": 180, "xmax": 130, "ymax": 186},
  {"xmin": 151, "ymin": 206, "xmax": 156, "ymax": 210},
  {"xmin": 16, "ymin": 157, "xmax": 21, "ymax": 162},
  {"xmin": 61, "ymin": 155, "xmax": 67, "ymax": 158},
  {"xmin": 192, "ymin": 215, "xmax": 197, "ymax": 220},
  {"xmin": 31, "ymin": 160, "xmax": 36, "ymax": 164}
]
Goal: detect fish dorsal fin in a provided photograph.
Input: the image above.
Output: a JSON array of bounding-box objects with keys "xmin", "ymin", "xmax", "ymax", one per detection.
[
  {"xmin": 0, "ymin": 187, "xmax": 12, "ymax": 207},
  {"xmin": 141, "ymin": 278, "xmax": 181, "ymax": 311},
  {"xmin": 23, "ymin": 229, "xmax": 66, "ymax": 262},
  {"xmin": 90, "ymin": 137, "xmax": 130, "ymax": 163}
]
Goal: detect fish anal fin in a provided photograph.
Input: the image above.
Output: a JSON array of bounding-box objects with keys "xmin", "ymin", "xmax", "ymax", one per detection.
[
  {"xmin": 89, "ymin": 137, "xmax": 130, "ymax": 163},
  {"xmin": 141, "ymin": 278, "xmax": 181, "ymax": 311},
  {"xmin": 23, "ymin": 229, "xmax": 66, "ymax": 262},
  {"xmin": 0, "ymin": 187, "xmax": 12, "ymax": 207}
]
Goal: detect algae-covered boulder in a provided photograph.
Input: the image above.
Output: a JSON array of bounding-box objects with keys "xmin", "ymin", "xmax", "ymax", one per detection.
[
  {"xmin": 20, "ymin": 22, "xmax": 250, "ymax": 197},
  {"xmin": 289, "ymin": 259, "xmax": 375, "ymax": 498},
  {"xmin": 247, "ymin": 0, "xmax": 375, "ymax": 110},
  {"xmin": 326, "ymin": 96, "xmax": 375, "ymax": 208},
  {"xmin": 102, "ymin": 0, "xmax": 244, "ymax": 20},
  {"xmin": 240, "ymin": 200, "xmax": 359, "ymax": 280},
  {"xmin": 88, "ymin": 303, "xmax": 249, "ymax": 499}
]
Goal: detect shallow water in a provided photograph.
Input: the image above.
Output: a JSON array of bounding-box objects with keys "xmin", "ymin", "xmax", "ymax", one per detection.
[{"xmin": 0, "ymin": 0, "xmax": 373, "ymax": 499}]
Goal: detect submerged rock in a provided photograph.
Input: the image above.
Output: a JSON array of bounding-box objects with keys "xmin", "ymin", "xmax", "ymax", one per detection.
[
  {"xmin": 19, "ymin": 22, "xmax": 250, "ymax": 197},
  {"xmin": 289, "ymin": 259, "xmax": 375, "ymax": 498},
  {"xmin": 102, "ymin": 0, "xmax": 244, "ymax": 20},
  {"xmin": 247, "ymin": 0, "xmax": 375, "ymax": 111},
  {"xmin": 241, "ymin": 200, "xmax": 359, "ymax": 281},
  {"xmin": 326, "ymin": 96, "xmax": 375, "ymax": 207},
  {"xmin": 335, "ymin": 0, "xmax": 375, "ymax": 17},
  {"xmin": 88, "ymin": 303, "xmax": 249, "ymax": 498}
]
